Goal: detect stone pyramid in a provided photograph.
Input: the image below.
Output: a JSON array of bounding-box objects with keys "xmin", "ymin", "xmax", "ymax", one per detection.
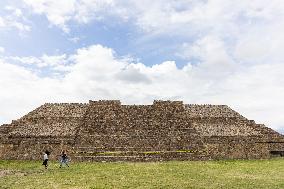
[{"xmin": 0, "ymin": 100, "xmax": 283, "ymax": 161}]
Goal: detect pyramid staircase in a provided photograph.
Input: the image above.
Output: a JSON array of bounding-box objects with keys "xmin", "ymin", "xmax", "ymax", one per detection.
[{"xmin": 72, "ymin": 100, "xmax": 209, "ymax": 161}]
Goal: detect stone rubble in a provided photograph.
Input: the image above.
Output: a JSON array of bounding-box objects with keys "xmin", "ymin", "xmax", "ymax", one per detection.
[{"xmin": 0, "ymin": 100, "xmax": 283, "ymax": 161}]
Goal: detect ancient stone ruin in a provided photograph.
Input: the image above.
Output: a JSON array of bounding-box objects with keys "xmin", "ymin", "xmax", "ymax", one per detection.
[{"xmin": 0, "ymin": 100, "xmax": 284, "ymax": 161}]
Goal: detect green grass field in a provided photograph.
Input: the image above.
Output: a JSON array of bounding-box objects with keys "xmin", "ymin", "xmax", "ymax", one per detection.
[{"xmin": 1, "ymin": 158, "xmax": 284, "ymax": 189}]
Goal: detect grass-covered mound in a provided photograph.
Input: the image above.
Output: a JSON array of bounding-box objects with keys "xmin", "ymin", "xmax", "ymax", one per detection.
[{"xmin": 1, "ymin": 159, "xmax": 284, "ymax": 189}]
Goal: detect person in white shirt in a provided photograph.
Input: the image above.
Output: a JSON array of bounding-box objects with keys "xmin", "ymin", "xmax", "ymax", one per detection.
[{"xmin": 42, "ymin": 150, "xmax": 50, "ymax": 169}]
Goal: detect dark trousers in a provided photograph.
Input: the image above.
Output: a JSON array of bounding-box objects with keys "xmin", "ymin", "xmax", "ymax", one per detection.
[{"xmin": 42, "ymin": 159, "xmax": 48, "ymax": 168}]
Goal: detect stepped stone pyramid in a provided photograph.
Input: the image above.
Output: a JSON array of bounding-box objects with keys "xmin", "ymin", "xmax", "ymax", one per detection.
[{"xmin": 0, "ymin": 100, "xmax": 284, "ymax": 161}]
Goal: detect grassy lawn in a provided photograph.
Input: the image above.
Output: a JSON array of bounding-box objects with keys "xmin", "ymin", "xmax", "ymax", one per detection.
[{"xmin": 1, "ymin": 158, "xmax": 284, "ymax": 189}]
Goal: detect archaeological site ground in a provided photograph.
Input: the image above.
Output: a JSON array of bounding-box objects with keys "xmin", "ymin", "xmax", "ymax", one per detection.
[
  {"xmin": 1, "ymin": 159, "xmax": 284, "ymax": 189},
  {"xmin": 0, "ymin": 100, "xmax": 283, "ymax": 161}
]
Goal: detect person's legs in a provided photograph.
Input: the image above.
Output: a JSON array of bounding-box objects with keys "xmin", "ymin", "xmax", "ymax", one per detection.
[
  {"xmin": 59, "ymin": 158, "xmax": 63, "ymax": 168},
  {"xmin": 60, "ymin": 158, "xmax": 69, "ymax": 168},
  {"xmin": 43, "ymin": 160, "xmax": 48, "ymax": 169},
  {"xmin": 65, "ymin": 159, "xmax": 69, "ymax": 167},
  {"xmin": 63, "ymin": 159, "xmax": 69, "ymax": 167}
]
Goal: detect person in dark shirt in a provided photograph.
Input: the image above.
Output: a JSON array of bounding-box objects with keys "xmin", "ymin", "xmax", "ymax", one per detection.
[{"xmin": 59, "ymin": 150, "xmax": 69, "ymax": 168}]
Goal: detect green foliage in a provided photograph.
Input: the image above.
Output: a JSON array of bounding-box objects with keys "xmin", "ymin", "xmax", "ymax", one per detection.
[{"xmin": 1, "ymin": 158, "xmax": 284, "ymax": 189}]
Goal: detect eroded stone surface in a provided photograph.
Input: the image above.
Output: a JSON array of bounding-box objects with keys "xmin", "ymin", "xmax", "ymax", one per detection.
[{"xmin": 0, "ymin": 100, "xmax": 283, "ymax": 161}]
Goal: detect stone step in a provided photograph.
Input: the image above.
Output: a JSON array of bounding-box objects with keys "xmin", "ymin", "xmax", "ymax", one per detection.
[
  {"xmin": 74, "ymin": 153, "xmax": 209, "ymax": 162},
  {"xmin": 73, "ymin": 151, "xmax": 207, "ymax": 160},
  {"xmin": 74, "ymin": 151, "xmax": 201, "ymax": 156},
  {"xmin": 74, "ymin": 146, "xmax": 153, "ymax": 151},
  {"xmin": 74, "ymin": 155, "xmax": 150, "ymax": 162}
]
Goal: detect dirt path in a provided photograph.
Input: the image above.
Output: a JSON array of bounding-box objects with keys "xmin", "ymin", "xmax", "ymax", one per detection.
[
  {"xmin": 0, "ymin": 169, "xmax": 26, "ymax": 178},
  {"xmin": 0, "ymin": 170, "xmax": 13, "ymax": 177}
]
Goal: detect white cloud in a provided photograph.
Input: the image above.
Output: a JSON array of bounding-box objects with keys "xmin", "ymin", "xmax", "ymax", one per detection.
[
  {"xmin": 20, "ymin": 0, "xmax": 284, "ymax": 68},
  {"xmin": 0, "ymin": 17, "xmax": 5, "ymax": 27},
  {"xmin": 7, "ymin": 54, "xmax": 69, "ymax": 72},
  {"xmin": 23, "ymin": 0, "xmax": 117, "ymax": 32},
  {"xmin": 9, "ymin": 56, "xmax": 42, "ymax": 65},
  {"xmin": 5, "ymin": 6, "xmax": 23, "ymax": 17},
  {"xmin": 180, "ymin": 35, "xmax": 234, "ymax": 67},
  {"xmin": 68, "ymin": 37, "xmax": 80, "ymax": 43},
  {"xmin": 0, "ymin": 47, "xmax": 4, "ymax": 53},
  {"xmin": 73, "ymin": 0, "xmax": 115, "ymax": 23},
  {"xmin": 23, "ymin": 0, "xmax": 76, "ymax": 32},
  {"xmin": 0, "ymin": 59, "xmax": 50, "ymax": 124},
  {"xmin": 41, "ymin": 54, "xmax": 68, "ymax": 67},
  {"xmin": 234, "ymin": 23, "xmax": 284, "ymax": 64},
  {"xmin": 0, "ymin": 9, "xmax": 30, "ymax": 32},
  {"xmin": 1, "ymin": 44, "xmax": 284, "ymax": 132},
  {"xmin": 21, "ymin": 0, "xmax": 284, "ymax": 37},
  {"xmin": 1, "ymin": 0, "xmax": 284, "ymax": 132}
]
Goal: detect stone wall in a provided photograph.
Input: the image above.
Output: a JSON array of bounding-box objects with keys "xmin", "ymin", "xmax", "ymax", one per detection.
[
  {"xmin": 0, "ymin": 103, "xmax": 87, "ymax": 160},
  {"xmin": 191, "ymin": 118, "xmax": 261, "ymax": 136},
  {"xmin": 9, "ymin": 103, "xmax": 87, "ymax": 137},
  {"xmin": 202, "ymin": 136, "xmax": 270, "ymax": 160},
  {"xmin": 185, "ymin": 104, "xmax": 246, "ymax": 119},
  {"xmin": 0, "ymin": 100, "xmax": 283, "ymax": 161}
]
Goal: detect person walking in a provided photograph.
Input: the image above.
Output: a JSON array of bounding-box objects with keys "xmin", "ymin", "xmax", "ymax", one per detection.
[
  {"xmin": 59, "ymin": 150, "xmax": 69, "ymax": 168},
  {"xmin": 42, "ymin": 150, "xmax": 50, "ymax": 169}
]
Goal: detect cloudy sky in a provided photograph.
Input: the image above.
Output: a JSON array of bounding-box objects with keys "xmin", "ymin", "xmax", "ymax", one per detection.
[{"xmin": 0, "ymin": 0, "xmax": 284, "ymax": 132}]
